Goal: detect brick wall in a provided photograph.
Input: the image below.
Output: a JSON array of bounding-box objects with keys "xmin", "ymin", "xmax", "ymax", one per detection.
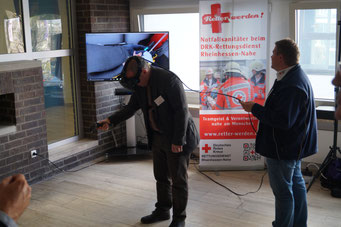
[
  {"xmin": 76, "ymin": 0, "xmax": 130, "ymax": 148},
  {"xmin": 0, "ymin": 64, "xmax": 49, "ymax": 183}
]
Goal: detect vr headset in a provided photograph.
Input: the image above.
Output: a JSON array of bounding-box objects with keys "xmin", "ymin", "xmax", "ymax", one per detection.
[{"xmin": 116, "ymin": 56, "xmax": 144, "ymax": 91}]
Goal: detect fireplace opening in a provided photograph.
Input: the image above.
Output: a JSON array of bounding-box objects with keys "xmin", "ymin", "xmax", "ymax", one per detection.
[{"xmin": 0, "ymin": 93, "xmax": 16, "ymax": 135}]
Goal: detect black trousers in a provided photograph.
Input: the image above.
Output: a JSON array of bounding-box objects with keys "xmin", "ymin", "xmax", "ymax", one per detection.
[{"xmin": 152, "ymin": 132, "xmax": 191, "ymax": 221}]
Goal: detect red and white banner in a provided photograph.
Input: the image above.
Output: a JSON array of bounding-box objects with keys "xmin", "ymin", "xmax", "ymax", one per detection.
[{"xmin": 199, "ymin": 0, "xmax": 268, "ymax": 170}]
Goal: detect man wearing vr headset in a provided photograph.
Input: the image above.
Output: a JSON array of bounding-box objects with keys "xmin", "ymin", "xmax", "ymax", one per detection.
[{"xmin": 99, "ymin": 56, "xmax": 199, "ymax": 227}]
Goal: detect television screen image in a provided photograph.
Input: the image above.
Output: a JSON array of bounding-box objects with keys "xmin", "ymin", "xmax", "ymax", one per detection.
[{"xmin": 86, "ymin": 32, "xmax": 169, "ymax": 81}]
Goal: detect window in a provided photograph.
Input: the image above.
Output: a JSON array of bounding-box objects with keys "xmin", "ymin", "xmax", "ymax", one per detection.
[
  {"xmin": 29, "ymin": 0, "xmax": 71, "ymax": 51},
  {"xmin": 42, "ymin": 56, "xmax": 77, "ymax": 143},
  {"xmin": 141, "ymin": 13, "xmax": 200, "ymax": 91},
  {"xmin": 0, "ymin": 0, "xmax": 79, "ymax": 145},
  {"xmin": 292, "ymin": 3, "xmax": 338, "ymax": 101},
  {"xmin": 0, "ymin": 0, "xmax": 24, "ymax": 54}
]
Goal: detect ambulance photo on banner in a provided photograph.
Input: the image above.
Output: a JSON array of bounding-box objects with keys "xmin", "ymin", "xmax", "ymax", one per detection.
[{"xmin": 199, "ymin": 0, "xmax": 268, "ymax": 170}]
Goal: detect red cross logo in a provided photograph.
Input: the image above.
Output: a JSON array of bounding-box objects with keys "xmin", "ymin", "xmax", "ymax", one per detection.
[
  {"xmin": 202, "ymin": 4, "xmax": 230, "ymax": 33},
  {"xmin": 251, "ymin": 150, "xmax": 255, "ymax": 155},
  {"xmin": 237, "ymin": 94, "xmax": 244, "ymax": 101},
  {"xmin": 202, "ymin": 144, "xmax": 212, "ymax": 153}
]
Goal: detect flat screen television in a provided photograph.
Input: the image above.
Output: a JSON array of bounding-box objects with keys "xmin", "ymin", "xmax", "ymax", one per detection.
[{"xmin": 85, "ymin": 32, "xmax": 169, "ymax": 81}]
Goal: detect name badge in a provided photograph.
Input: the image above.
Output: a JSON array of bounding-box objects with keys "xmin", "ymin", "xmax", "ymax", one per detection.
[{"xmin": 154, "ymin": 96, "xmax": 165, "ymax": 106}]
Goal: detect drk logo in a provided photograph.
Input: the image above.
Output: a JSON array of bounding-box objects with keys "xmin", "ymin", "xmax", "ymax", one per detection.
[{"xmin": 202, "ymin": 3, "xmax": 230, "ymax": 33}]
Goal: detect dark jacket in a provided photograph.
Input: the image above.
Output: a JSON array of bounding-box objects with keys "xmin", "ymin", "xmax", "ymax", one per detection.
[
  {"xmin": 109, "ymin": 66, "xmax": 199, "ymax": 154},
  {"xmin": 251, "ymin": 64, "xmax": 318, "ymax": 160}
]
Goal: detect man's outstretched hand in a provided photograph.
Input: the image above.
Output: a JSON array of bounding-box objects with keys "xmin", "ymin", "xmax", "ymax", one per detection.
[{"xmin": 97, "ymin": 118, "xmax": 111, "ymax": 131}]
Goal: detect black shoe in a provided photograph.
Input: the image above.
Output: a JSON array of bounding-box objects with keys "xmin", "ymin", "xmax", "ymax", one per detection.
[
  {"xmin": 169, "ymin": 219, "xmax": 185, "ymax": 227},
  {"xmin": 140, "ymin": 210, "xmax": 170, "ymax": 224}
]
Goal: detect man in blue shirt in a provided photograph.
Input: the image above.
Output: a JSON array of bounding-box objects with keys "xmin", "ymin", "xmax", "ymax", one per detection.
[{"xmin": 240, "ymin": 38, "xmax": 318, "ymax": 227}]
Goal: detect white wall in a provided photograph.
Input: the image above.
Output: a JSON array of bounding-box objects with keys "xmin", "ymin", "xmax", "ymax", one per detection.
[{"xmin": 130, "ymin": 0, "xmax": 341, "ymax": 164}]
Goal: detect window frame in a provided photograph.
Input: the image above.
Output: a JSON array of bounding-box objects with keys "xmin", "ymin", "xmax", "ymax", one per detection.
[{"xmin": 290, "ymin": 1, "xmax": 341, "ymax": 107}]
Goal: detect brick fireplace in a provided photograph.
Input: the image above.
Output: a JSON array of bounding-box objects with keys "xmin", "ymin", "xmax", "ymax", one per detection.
[{"xmin": 0, "ymin": 61, "xmax": 49, "ymax": 182}]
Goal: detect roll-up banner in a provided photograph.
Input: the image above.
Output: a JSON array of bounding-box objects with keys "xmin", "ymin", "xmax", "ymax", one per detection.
[{"xmin": 199, "ymin": 0, "xmax": 268, "ymax": 170}]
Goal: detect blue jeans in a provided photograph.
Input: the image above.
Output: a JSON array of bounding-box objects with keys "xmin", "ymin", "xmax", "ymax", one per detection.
[{"xmin": 266, "ymin": 158, "xmax": 307, "ymax": 227}]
